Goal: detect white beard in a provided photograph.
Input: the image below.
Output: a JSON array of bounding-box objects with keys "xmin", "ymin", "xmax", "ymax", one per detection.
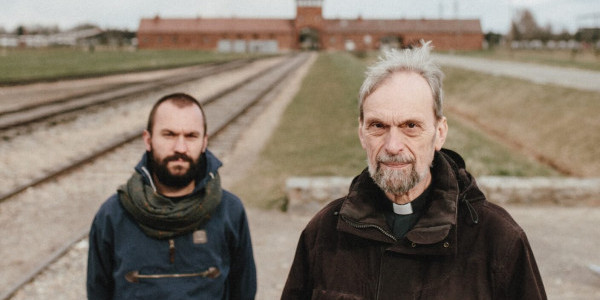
[{"xmin": 368, "ymin": 152, "xmax": 425, "ymax": 195}]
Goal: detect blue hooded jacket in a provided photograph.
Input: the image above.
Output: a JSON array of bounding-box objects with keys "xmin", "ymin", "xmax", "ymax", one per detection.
[{"xmin": 87, "ymin": 150, "xmax": 257, "ymax": 299}]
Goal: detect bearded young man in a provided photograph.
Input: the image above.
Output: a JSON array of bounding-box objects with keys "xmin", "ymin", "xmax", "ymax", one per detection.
[
  {"xmin": 281, "ymin": 42, "xmax": 547, "ymax": 299},
  {"xmin": 87, "ymin": 93, "xmax": 256, "ymax": 299}
]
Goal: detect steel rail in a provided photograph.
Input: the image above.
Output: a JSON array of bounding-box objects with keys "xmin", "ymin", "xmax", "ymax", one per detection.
[
  {"xmin": 0, "ymin": 55, "xmax": 296, "ymax": 204},
  {"xmin": 0, "ymin": 52, "xmax": 309, "ymax": 300},
  {"xmin": 0, "ymin": 59, "xmax": 255, "ymax": 130}
]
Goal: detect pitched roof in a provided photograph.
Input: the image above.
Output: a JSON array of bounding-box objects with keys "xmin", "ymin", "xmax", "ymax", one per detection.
[
  {"xmin": 138, "ymin": 16, "xmax": 482, "ymax": 35},
  {"xmin": 325, "ymin": 19, "xmax": 482, "ymax": 34},
  {"xmin": 138, "ymin": 17, "xmax": 295, "ymax": 34}
]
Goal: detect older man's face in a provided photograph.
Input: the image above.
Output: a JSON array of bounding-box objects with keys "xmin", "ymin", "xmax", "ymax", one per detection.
[{"xmin": 359, "ymin": 71, "xmax": 447, "ymax": 199}]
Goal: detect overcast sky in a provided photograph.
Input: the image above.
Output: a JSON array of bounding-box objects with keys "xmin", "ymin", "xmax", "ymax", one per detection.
[{"xmin": 1, "ymin": 0, "xmax": 598, "ymax": 34}]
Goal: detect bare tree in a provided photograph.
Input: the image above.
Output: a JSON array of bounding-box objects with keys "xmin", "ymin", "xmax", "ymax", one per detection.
[{"xmin": 509, "ymin": 8, "xmax": 541, "ymax": 41}]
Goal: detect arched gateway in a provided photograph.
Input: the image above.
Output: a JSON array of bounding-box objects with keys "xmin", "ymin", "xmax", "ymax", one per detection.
[
  {"xmin": 137, "ymin": 0, "xmax": 483, "ymax": 52},
  {"xmin": 295, "ymin": 0, "xmax": 324, "ymax": 50}
]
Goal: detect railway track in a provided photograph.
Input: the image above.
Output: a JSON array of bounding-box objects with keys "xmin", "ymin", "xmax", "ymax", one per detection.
[
  {"xmin": 0, "ymin": 59, "xmax": 254, "ymax": 130},
  {"xmin": 0, "ymin": 55, "xmax": 287, "ymax": 203},
  {"xmin": 0, "ymin": 52, "xmax": 310, "ymax": 300}
]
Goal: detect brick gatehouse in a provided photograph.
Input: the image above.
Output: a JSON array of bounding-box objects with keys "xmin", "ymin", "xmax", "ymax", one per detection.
[{"xmin": 137, "ymin": 0, "xmax": 483, "ymax": 52}]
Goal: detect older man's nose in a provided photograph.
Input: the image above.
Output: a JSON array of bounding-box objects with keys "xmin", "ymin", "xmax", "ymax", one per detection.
[{"xmin": 384, "ymin": 129, "xmax": 406, "ymax": 155}]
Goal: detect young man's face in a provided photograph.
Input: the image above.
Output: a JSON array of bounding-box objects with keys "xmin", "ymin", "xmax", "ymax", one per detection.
[
  {"xmin": 143, "ymin": 101, "xmax": 208, "ymax": 188},
  {"xmin": 359, "ymin": 71, "xmax": 447, "ymax": 198}
]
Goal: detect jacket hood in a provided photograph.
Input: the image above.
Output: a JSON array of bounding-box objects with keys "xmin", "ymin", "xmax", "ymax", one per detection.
[
  {"xmin": 134, "ymin": 149, "xmax": 223, "ymax": 195},
  {"xmin": 338, "ymin": 148, "xmax": 486, "ymax": 251}
]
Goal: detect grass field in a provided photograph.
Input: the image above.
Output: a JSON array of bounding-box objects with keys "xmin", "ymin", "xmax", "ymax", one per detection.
[
  {"xmin": 231, "ymin": 53, "xmax": 367, "ymax": 209},
  {"xmin": 231, "ymin": 52, "xmax": 577, "ymax": 209},
  {"xmin": 0, "ymin": 47, "xmax": 260, "ymax": 84},
  {"xmin": 443, "ymin": 66, "xmax": 600, "ymax": 177}
]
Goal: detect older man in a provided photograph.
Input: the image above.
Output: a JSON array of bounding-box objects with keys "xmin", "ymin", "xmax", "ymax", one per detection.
[
  {"xmin": 87, "ymin": 93, "xmax": 256, "ymax": 299},
  {"xmin": 281, "ymin": 42, "xmax": 546, "ymax": 299}
]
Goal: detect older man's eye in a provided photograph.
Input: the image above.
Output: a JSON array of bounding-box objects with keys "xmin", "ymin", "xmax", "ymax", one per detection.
[{"xmin": 365, "ymin": 122, "xmax": 385, "ymax": 135}]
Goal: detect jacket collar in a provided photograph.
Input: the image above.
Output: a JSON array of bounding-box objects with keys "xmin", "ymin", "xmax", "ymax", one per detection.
[
  {"xmin": 338, "ymin": 149, "xmax": 485, "ymax": 254},
  {"xmin": 134, "ymin": 149, "xmax": 223, "ymax": 195}
]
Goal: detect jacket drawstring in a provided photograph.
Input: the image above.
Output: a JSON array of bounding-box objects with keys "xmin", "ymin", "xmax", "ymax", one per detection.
[{"xmin": 462, "ymin": 195, "xmax": 479, "ymax": 224}]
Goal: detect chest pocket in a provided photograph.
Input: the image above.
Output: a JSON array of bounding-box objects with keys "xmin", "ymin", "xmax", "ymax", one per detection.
[{"xmin": 131, "ymin": 270, "xmax": 222, "ymax": 299}]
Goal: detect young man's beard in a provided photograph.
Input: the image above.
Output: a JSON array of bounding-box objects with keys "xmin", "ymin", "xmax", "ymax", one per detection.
[
  {"xmin": 149, "ymin": 151, "xmax": 204, "ymax": 189},
  {"xmin": 368, "ymin": 152, "xmax": 424, "ymax": 196}
]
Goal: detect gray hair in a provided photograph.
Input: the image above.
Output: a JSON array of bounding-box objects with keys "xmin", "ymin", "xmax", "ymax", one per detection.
[{"xmin": 358, "ymin": 41, "xmax": 445, "ymax": 121}]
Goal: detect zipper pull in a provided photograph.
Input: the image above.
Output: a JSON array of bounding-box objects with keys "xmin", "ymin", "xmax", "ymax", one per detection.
[{"xmin": 169, "ymin": 239, "xmax": 175, "ymax": 264}]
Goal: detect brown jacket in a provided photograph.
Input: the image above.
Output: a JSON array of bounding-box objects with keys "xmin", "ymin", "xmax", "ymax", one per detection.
[{"xmin": 282, "ymin": 149, "xmax": 546, "ymax": 300}]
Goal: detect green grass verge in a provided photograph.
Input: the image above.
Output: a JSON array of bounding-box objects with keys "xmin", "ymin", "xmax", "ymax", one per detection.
[
  {"xmin": 443, "ymin": 66, "xmax": 600, "ymax": 177},
  {"xmin": 232, "ymin": 52, "xmax": 366, "ymax": 209},
  {"xmin": 231, "ymin": 52, "xmax": 562, "ymax": 209},
  {"xmin": 444, "ymin": 116, "xmax": 560, "ymax": 177},
  {"xmin": 0, "ymin": 48, "xmax": 262, "ymax": 84}
]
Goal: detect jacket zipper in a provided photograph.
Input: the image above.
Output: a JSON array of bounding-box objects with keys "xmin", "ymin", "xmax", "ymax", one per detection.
[
  {"xmin": 340, "ymin": 214, "xmax": 395, "ymax": 300},
  {"xmin": 340, "ymin": 214, "xmax": 397, "ymax": 242},
  {"xmin": 376, "ymin": 247, "xmax": 386, "ymax": 300},
  {"xmin": 169, "ymin": 239, "xmax": 175, "ymax": 264},
  {"xmin": 125, "ymin": 267, "xmax": 221, "ymax": 283},
  {"xmin": 124, "ymin": 239, "xmax": 221, "ymax": 283}
]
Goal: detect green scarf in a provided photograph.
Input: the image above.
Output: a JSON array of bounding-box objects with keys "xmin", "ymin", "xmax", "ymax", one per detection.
[{"xmin": 118, "ymin": 171, "xmax": 222, "ymax": 239}]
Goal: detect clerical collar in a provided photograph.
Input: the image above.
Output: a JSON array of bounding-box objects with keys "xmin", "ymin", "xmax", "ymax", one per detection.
[
  {"xmin": 393, "ymin": 203, "xmax": 413, "ymax": 215},
  {"xmin": 390, "ymin": 183, "xmax": 433, "ymax": 216}
]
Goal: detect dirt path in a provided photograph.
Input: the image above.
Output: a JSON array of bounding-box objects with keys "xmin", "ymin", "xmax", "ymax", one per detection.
[
  {"xmin": 433, "ymin": 54, "xmax": 600, "ymax": 92},
  {"xmin": 216, "ymin": 52, "xmax": 318, "ymax": 299}
]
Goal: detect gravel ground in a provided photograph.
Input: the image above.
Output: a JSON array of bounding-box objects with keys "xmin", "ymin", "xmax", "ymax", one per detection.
[
  {"xmin": 0, "ymin": 65, "xmax": 206, "ymax": 113},
  {"xmin": 0, "ymin": 57, "xmax": 283, "ymax": 196}
]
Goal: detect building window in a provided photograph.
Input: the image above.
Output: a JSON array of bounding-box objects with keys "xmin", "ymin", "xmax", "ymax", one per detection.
[{"xmin": 345, "ymin": 39, "xmax": 355, "ymax": 51}]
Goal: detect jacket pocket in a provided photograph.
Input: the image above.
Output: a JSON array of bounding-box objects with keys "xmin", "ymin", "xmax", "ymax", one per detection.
[{"xmin": 129, "ymin": 266, "xmax": 223, "ymax": 299}]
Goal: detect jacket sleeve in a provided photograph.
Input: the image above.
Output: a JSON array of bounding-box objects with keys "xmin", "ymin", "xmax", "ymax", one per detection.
[
  {"xmin": 281, "ymin": 229, "xmax": 314, "ymax": 300},
  {"xmin": 227, "ymin": 206, "xmax": 257, "ymax": 299},
  {"xmin": 500, "ymin": 231, "xmax": 547, "ymax": 300},
  {"xmin": 86, "ymin": 214, "xmax": 115, "ymax": 300}
]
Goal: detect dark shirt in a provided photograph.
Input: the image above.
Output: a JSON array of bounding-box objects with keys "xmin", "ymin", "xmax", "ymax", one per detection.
[{"xmin": 384, "ymin": 183, "xmax": 432, "ymax": 239}]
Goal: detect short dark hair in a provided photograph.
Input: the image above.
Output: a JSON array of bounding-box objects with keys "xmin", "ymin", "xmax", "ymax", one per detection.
[{"xmin": 146, "ymin": 93, "xmax": 207, "ymax": 134}]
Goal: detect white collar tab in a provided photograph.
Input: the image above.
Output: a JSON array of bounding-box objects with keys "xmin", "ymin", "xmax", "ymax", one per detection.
[{"xmin": 392, "ymin": 202, "xmax": 413, "ymax": 215}]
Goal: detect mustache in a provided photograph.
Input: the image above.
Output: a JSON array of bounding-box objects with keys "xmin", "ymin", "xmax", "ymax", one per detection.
[
  {"xmin": 164, "ymin": 153, "xmax": 194, "ymax": 163},
  {"xmin": 377, "ymin": 153, "xmax": 415, "ymax": 164}
]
